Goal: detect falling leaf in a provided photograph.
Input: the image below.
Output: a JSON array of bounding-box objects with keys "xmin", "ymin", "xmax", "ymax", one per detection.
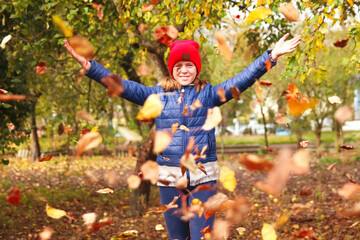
[
  {"xmin": 278, "ymin": 1, "xmax": 300, "ymax": 21},
  {"xmin": 138, "ymin": 23, "xmax": 147, "ymax": 34},
  {"xmin": 92, "ymin": 217, "xmax": 112, "ymax": 231},
  {"xmin": 46, "ymin": 204, "xmax": 67, "ymax": 219},
  {"xmin": 68, "ymin": 35, "xmax": 95, "ymax": 60},
  {"xmin": 203, "ymin": 193, "xmax": 228, "ymax": 219},
  {"xmin": 176, "ymin": 93, "xmax": 184, "ymax": 104},
  {"xmin": 127, "ymin": 175, "xmax": 142, "ymax": 189},
  {"xmin": 261, "ymin": 223, "xmax": 277, "ymax": 240},
  {"xmin": 202, "ymin": 107, "xmax": 222, "ymax": 130},
  {"xmin": 189, "ymin": 99, "xmax": 203, "ymax": 110},
  {"xmin": 180, "ymin": 125, "xmax": 189, "ymax": 132},
  {"xmin": 256, "ymin": 82, "xmax": 263, "ymax": 102},
  {"xmin": 0, "ymin": 89, "xmax": 8, "ymax": 94},
  {"xmin": 338, "ymin": 183, "xmax": 360, "ymax": 199},
  {"xmin": 245, "ymin": 7, "xmax": 273, "ymax": 24},
  {"xmin": 214, "ymin": 31, "xmax": 233, "ymax": 61},
  {"xmin": 137, "ymin": 62, "xmax": 153, "ymax": 76},
  {"xmin": 334, "ymin": 38, "xmax": 349, "ymax": 48},
  {"xmin": 6, "ymin": 186, "xmax": 21, "ymax": 205},
  {"xmin": 286, "ymin": 84, "xmax": 299, "ymax": 100},
  {"xmin": 7, "ymin": 123, "xmax": 15, "ymax": 131},
  {"xmin": 236, "ymin": 227, "xmax": 246, "ymax": 235},
  {"xmin": 155, "ymin": 224, "xmax": 165, "ymax": 231},
  {"xmin": 96, "ymin": 188, "xmax": 114, "ymax": 194},
  {"xmin": 180, "ymin": 153, "xmax": 198, "ymax": 175},
  {"xmin": 182, "ymin": 104, "xmax": 189, "ymax": 116},
  {"xmin": 340, "ymin": 145, "xmax": 355, "ymax": 150},
  {"xmin": 91, "ymin": 126, "xmax": 98, "ymax": 132},
  {"xmin": 91, "ymin": 3, "xmax": 103, "ymax": 20},
  {"xmin": 39, "ymin": 155, "xmax": 53, "ymax": 162},
  {"xmin": 39, "ymin": 227, "xmax": 54, "ymax": 240},
  {"xmin": 239, "ymin": 154, "xmax": 274, "ymax": 173},
  {"xmin": 0, "ymin": 94, "xmax": 26, "ymax": 101},
  {"xmin": 192, "ymin": 183, "xmax": 216, "ymax": 193},
  {"xmin": 201, "ymin": 226, "xmax": 212, "ymax": 235},
  {"xmin": 118, "ymin": 126, "xmax": 142, "ymax": 142},
  {"xmin": 175, "ymin": 177, "xmax": 188, "ymax": 189},
  {"xmin": 265, "ymin": 60, "xmax": 272, "ymax": 72},
  {"xmin": 82, "ymin": 212, "xmax": 97, "ymax": 229},
  {"xmin": 211, "ymin": 219, "xmax": 230, "ymax": 240},
  {"xmin": 136, "ymin": 94, "xmax": 163, "ymax": 121},
  {"xmin": 76, "ymin": 110, "xmax": 97, "ymax": 124},
  {"xmin": 274, "ymin": 113, "xmax": 291, "ymax": 125},
  {"xmin": 334, "ymin": 106, "xmax": 353, "ymax": 123},
  {"xmin": 101, "ymin": 74, "xmax": 124, "ymax": 97},
  {"xmin": 141, "ymin": 160, "xmax": 158, "ymax": 184},
  {"xmin": 230, "ymin": 86, "xmax": 241, "ymax": 100},
  {"xmin": 217, "ymin": 88, "xmax": 226, "ymax": 102},
  {"xmin": 197, "ymin": 162, "xmax": 207, "ymax": 175},
  {"xmin": 142, "ymin": 3, "xmax": 154, "ymax": 13},
  {"xmin": 104, "ymin": 170, "xmax": 119, "ymax": 186},
  {"xmin": 151, "ymin": 195, "xmax": 179, "ymax": 214},
  {"xmin": 274, "ymin": 215, "xmax": 289, "ymax": 228},
  {"xmin": 291, "ymin": 149, "xmax": 310, "ymax": 175},
  {"xmin": 219, "ymin": 166, "xmax": 236, "ymax": 192},
  {"xmin": 76, "ymin": 132, "xmax": 102, "ymax": 157},
  {"xmin": 264, "ymin": 146, "xmax": 275, "ymax": 152},
  {"xmin": 80, "ymin": 126, "xmax": 91, "ymax": 137},
  {"xmin": 299, "ymin": 140, "xmax": 309, "ymax": 148},
  {"xmin": 346, "ymin": 173, "xmax": 357, "ymax": 184},
  {"xmin": 153, "ymin": 130, "xmax": 173, "ymax": 154},
  {"xmin": 36, "ymin": 62, "xmax": 47, "ymax": 75},
  {"xmin": 0, "ymin": 34, "xmax": 12, "ymax": 49},
  {"xmin": 327, "ymin": 163, "xmax": 337, "ymax": 171},
  {"xmin": 171, "ymin": 122, "xmax": 179, "ymax": 133},
  {"xmin": 328, "ymin": 96, "xmax": 343, "ymax": 104},
  {"xmin": 154, "ymin": 26, "xmax": 178, "ymax": 46},
  {"xmin": 259, "ymin": 80, "xmax": 272, "ymax": 86},
  {"xmin": 52, "ymin": 15, "xmax": 73, "ymax": 37}
]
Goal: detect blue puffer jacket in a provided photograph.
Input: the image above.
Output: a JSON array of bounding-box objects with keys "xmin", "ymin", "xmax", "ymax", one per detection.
[{"xmin": 85, "ymin": 50, "xmax": 275, "ymax": 167}]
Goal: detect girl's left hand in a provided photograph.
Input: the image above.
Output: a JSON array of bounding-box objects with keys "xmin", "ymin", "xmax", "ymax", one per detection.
[{"xmin": 271, "ymin": 33, "xmax": 301, "ymax": 61}]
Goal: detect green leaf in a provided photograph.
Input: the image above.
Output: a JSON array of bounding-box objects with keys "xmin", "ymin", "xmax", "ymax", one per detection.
[
  {"xmin": 2, "ymin": 158, "xmax": 9, "ymax": 165},
  {"xmin": 1, "ymin": 103, "xmax": 12, "ymax": 108}
]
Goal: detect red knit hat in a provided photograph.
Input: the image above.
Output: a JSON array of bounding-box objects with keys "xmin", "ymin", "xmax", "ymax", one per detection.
[{"xmin": 168, "ymin": 40, "xmax": 201, "ymax": 78}]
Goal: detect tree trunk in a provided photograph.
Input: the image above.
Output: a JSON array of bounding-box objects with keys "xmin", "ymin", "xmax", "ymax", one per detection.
[
  {"xmin": 260, "ymin": 103, "xmax": 269, "ymax": 148},
  {"xmin": 148, "ymin": 52, "xmax": 170, "ymax": 80},
  {"xmin": 334, "ymin": 120, "xmax": 344, "ymax": 153},
  {"xmin": 315, "ymin": 125, "xmax": 322, "ymax": 157},
  {"xmin": 29, "ymin": 113, "xmax": 40, "ymax": 161},
  {"xmin": 130, "ymin": 126, "xmax": 157, "ymax": 216}
]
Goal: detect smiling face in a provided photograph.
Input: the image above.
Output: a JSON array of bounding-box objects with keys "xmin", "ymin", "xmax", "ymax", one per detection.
[{"xmin": 172, "ymin": 61, "xmax": 197, "ymax": 86}]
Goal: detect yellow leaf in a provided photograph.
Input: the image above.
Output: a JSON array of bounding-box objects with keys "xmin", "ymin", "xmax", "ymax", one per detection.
[
  {"xmin": 261, "ymin": 223, "xmax": 277, "ymax": 240},
  {"xmin": 52, "ymin": 15, "xmax": 73, "ymax": 38},
  {"xmin": 219, "ymin": 166, "xmax": 236, "ymax": 192},
  {"xmin": 245, "ymin": 7, "xmax": 273, "ymax": 24},
  {"xmin": 346, "ymin": 0, "xmax": 353, "ymax": 7},
  {"xmin": 91, "ymin": 126, "xmax": 99, "ymax": 132},
  {"xmin": 136, "ymin": 94, "xmax": 163, "ymax": 121},
  {"xmin": 274, "ymin": 215, "xmax": 289, "ymax": 227},
  {"xmin": 46, "ymin": 204, "xmax": 67, "ymax": 219}
]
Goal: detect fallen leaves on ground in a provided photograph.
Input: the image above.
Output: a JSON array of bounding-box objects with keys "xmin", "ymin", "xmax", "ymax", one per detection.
[{"xmin": 46, "ymin": 204, "xmax": 67, "ymax": 219}]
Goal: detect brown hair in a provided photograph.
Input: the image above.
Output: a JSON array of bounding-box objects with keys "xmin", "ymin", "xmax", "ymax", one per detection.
[{"xmin": 159, "ymin": 77, "xmax": 208, "ymax": 93}]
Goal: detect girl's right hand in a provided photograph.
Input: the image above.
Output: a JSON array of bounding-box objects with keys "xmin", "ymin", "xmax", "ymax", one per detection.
[{"xmin": 64, "ymin": 40, "xmax": 91, "ymax": 72}]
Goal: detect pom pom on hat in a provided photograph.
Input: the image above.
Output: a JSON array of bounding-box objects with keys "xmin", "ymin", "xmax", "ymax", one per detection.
[{"xmin": 168, "ymin": 40, "xmax": 201, "ymax": 77}]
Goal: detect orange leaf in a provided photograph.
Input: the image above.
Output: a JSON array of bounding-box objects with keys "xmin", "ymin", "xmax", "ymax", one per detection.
[
  {"xmin": 278, "ymin": 1, "xmax": 300, "ymax": 21},
  {"xmin": 76, "ymin": 132, "xmax": 102, "ymax": 157},
  {"xmin": 91, "ymin": 217, "xmax": 112, "ymax": 231},
  {"xmin": 68, "ymin": 35, "xmax": 95, "ymax": 60},
  {"xmin": 189, "ymin": 99, "xmax": 202, "ymax": 110},
  {"xmin": 142, "ymin": 3, "xmax": 154, "ymax": 13},
  {"xmin": 140, "ymin": 160, "xmax": 159, "ymax": 184},
  {"xmin": 36, "ymin": 61, "xmax": 46, "ymax": 75},
  {"xmin": 6, "ymin": 186, "xmax": 21, "ymax": 205},
  {"xmin": 217, "ymin": 87, "xmax": 226, "ymax": 102},
  {"xmin": 153, "ymin": 130, "xmax": 173, "ymax": 154},
  {"xmin": 286, "ymin": 84, "xmax": 299, "ymax": 100},
  {"xmin": 259, "ymin": 80, "xmax": 272, "ymax": 86},
  {"xmin": 101, "ymin": 74, "xmax": 124, "ymax": 97},
  {"xmin": 154, "ymin": 26, "xmax": 178, "ymax": 46},
  {"xmin": 180, "ymin": 125, "xmax": 189, "ymax": 132},
  {"xmin": 255, "ymin": 82, "xmax": 263, "ymax": 103},
  {"xmin": 214, "ymin": 31, "xmax": 233, "ymax": 62},
  {"xmin": 39, "ymin": 155, "xmax": 53, "ymax": 162},
  {"xmin": 265, "ymin": 60, "xmax": 272, "ymax": 72},
  {"xmin": 299, "ymin": 140, "xmax": 309, "ymax": 148},
  {"xmin": 230, "ymin": 86, "xmax": 241, "ymax": 100},
  {"xmin": 238, "ymin": 154, "xmax": 274, "ymax": 173},
  {"xmin": 0, "ymin": 94, "xmax": 26, "ymax": 101},
  {"xmin": 171, "ymin": 122, "xmax": 179, "ymax": 133}
]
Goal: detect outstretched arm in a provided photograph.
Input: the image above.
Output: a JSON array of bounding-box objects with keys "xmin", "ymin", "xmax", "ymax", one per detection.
[
  {"xmin": 213, "ymin": 34, "xmax": 301, "ymax": 106},
  {"xmin": 63, "ymin": 40, "xmax": 156, "ymax": 106}
]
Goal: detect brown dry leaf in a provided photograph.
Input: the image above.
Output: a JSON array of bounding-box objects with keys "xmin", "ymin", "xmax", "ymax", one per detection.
[
  {"xmin": 255, "ymin": 81, "xmax": 263, "ymax": 102},
  {"xmin": 171, "ymin": 122, "xmax": 179, "ymax": 134},
  {"xmin": 6, "ymin": 186, "xmax": 21, "ymax": 205},
  {"xmin": 230, "ymin": 86, "xmax": 241, "ymax": 100},
  {"xmin": 203, "ymin": 193, "xmax": 228, "ymax": 213},
  {"xmin": 64, "ymin": 124, "xmax": 74, "ymax": 134},
  {"xmin": 327, "ymin": 163, "xmax": 337, "ymax": 171},
  {"xmin": 274, "ymin": 113, "xmax": 291, "ymax": 125},
  {"xmin": 176, "ymin": 93, "xmax": 184, "ymax": 104},
  {"xmin": 180, "ymin": 137, "xmax": 198, "ymax": 174},
  {"xmin": 190, "ymin": 99, "xmax": 203, "ymax": 110},
  {"xmin": 136, "ymin": 94, "xmax": 163, "ymax": 121},
  {"xmin": 334, "ymin": 106, "xmax": 353, "ymax": 123},
  {"xmin": 328, "ymin": 95, "xmax": 343, "ymax": 104},
  {"xmin": 58, "ymin": 123, "xmax": 64, "ymax": 135},
  {"xmin": 127, "ymin": 175, "xmax": 141, "ymax": 189},
  {"xmin": 259, "ymin": 80, "xmax": 272, "ymax": 86},
  {"xmin": 225, "ymin": 195, "xmax": 250, "ymax": 224},
  {"xmin": 334, "ymin": 38, "xmax": 349, "ymax": 48},
  {"xmin": 300, "ymin": 140, "xmax": 310, "ymax": 148},
  {"xmin": 69, "ymin": 35, "xmax": 95, "ymax": 60},
  {"xmin": 255, "ymin": 149, "xmax": 293, "ymax": 196},
  {"xmin": 180, "ymin": 125, "xmax": 189, "ymax": 132},
  {"xmin": 46, "ymin": 204, "xmax": 67, "ymax": 219},
  {"xmin": 291, "ymin": 149, "xmax": 310, "ymax": 175},
  {"xmin": 96, "ymin": 188, "xmax": 114, "ymax": 194},
  {"xmin": 265, "ymin": 60, "xmax": 272, "ymax": 72},
  {"xmin": 264, "ymin": 146, "xmax": 275, "ymax": 152},
  {"xmin": 76, "ymin": 132, "xmax": 102, "ymax": 157},
  {"xmin": 217, "ymin": 87, "xmax": 226, "ymax": 102},
  {"xmin": 80, "ymin": 127, "xmax": 91, "ymax": 137},
  {"xmin": 202, "ymin": 107, "xmax": 222, "ymax": 130},
  {"xmin": 211, "ymin": 219, "xmax": 230, "ymax": 240},
  {"xmin": 338, "ymin": 183, "xmax": 360, "ymax": 199},
  {"xmin": 346, "ymin": 173, "xmax": 357, "ymax": 184},
  {"xmin": 152, "ymin": 195, "xmax": 179, "ymax": 213},
  {"xmin": 36, "ymin": 61, "xmax": 47, "ymax": 75},
  {"xmin": 39, "ymin": 227, "xmax": 54, "ymax": 240},
  {"xmin": 215, "ymin": 31, "xmax": 233, "ymax": 62},
  {"xmin": 39, "ymin": 155, "xmax": 53, "ymax": 162},
  {"xmin": 101, "ymin": 74, "xmax": 124, "ymax": 98},
  {"xmin": 182, "ymin": 104, "xmax": 189, "ymax": 116},
  {"xmin": 154, "ymin": 26, "xmax": 178, "ymax": 46},
  {"xmin": 197, "ymin": 162, "xmax": 207, "ymax": 175},
  {"xmin": 340, "ymin": 145, "xmax": 355, "ymax": 150},
  {"xmin": 76, "ymin": 110, "xmax": 97, "ymax": 124},
  {"xmin": 245, "ymin": 7, "xmax": 273, "ymax": 24},
  {"xmin": 142, "ymin": 3, "xmax": 154, "ymax": 13},
  {"xmin": 153, "ymin": 130, "xmax": 173, "ymax": 154},
  {"xmin": 278, "ymin": 1, "xmax": 300, "ymax": 21},
  {"xmin": 138, "ymin": 23, "xmax": 147, "ymax": 34},
  {"xmin": 219, "ymin": 166, "xmax": 236, "ymax": 192},
  {"xmin": 238, "ymin": 154, "xmax": 274, "ymax": 173},
  {"xmin": 298, "ymin": 186, "xmax": 313, "ymax": 197},
  {"xmin": 175, "ymin": 177, "xmax": 188, "ymax": 189},
  {"xmin": 0, "ymin": 94, "xmax": 26, "ymax": 101},
  {"xmin": 137, "ymin": 62, "xmax": 153, "ymax": 76},
  {"xmin": 140, "ymin": 160, "xmax": 159, "ymax": 184},
  {"xmin": 91, "ymin": 217, "xmax": 112, "ymax": 231},
  {"xmin": 192, "ymin": 183, "xmax": 216, "ymax": 194}
]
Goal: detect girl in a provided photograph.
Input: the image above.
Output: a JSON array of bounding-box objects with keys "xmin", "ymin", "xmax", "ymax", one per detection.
[{"xmin": 64, "ymin": 33, "xmax": 301, "ymax": 240}]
